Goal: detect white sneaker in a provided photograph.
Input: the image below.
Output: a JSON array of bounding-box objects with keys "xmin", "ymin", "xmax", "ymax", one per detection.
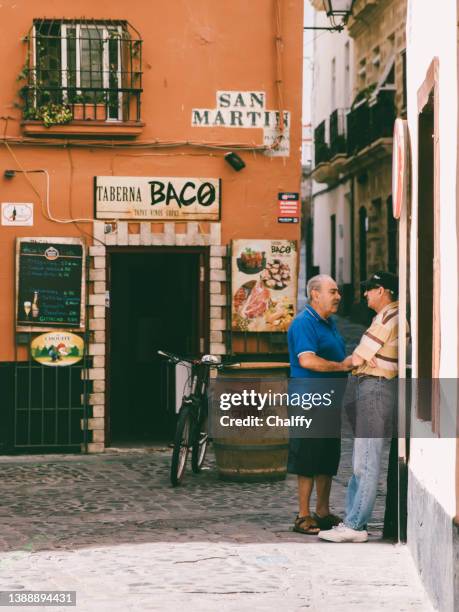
[{"xmin": 318, "ymin": 522, "xmax": 368, "ymax": 543}]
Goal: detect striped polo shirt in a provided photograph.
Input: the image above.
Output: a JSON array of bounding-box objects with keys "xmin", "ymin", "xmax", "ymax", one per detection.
[{"xmin": 352, "ymin": 301, "xmax": 399, "ymax": 379}]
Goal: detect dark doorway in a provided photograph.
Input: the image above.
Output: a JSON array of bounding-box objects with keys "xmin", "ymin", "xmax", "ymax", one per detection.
[
  {"xmin": 417, "ymin": 93, "xmax": 435, "ymax": 419},
  {"xmin": 330, "ymin": 214, "xmax": 336, "ymax": 279},
  {"xmin": 359, "ymin": 206, "xmax": 368, "ymax": 282},
  {"xmin": 387, "ymin": 196, "xmax": 398, "ymax": 274},
  {"xmin": 107, "ymin": 249, "xmax": 206, "ymax": 445}
]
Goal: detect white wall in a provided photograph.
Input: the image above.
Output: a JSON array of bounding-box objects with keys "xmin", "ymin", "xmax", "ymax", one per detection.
[
  {"xmin": 311, "ymin": 12, "xmax": 353, "ymax": 282},
  {"xmin": 311, "ymin": 12, "xmax": 353, "ymax": 132},
  {"xmin": 406, "ymin": 0, "xmax": 457, "ymax": 515}
]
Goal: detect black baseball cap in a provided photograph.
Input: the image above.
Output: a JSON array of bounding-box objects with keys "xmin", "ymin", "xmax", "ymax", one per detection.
[{"xmin": 361, "ymin": 271, "xmax": 399, "ymax": 295}]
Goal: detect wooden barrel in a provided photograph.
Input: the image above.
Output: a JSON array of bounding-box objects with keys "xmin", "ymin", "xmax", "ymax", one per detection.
[{"xmin": 212, "ymin": 362, "xmax": 290, "ymax": 482}]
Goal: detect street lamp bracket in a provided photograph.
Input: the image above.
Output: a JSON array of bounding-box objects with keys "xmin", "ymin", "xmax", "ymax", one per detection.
[{"xmin": 304, "ymin": 0, "xmax": 354, "ymax": 33}]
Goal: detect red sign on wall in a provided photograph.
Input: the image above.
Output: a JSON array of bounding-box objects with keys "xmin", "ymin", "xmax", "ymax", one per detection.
[{"xmin": 278, "ymin": 192, "xmax": 299, "ymax": 224}]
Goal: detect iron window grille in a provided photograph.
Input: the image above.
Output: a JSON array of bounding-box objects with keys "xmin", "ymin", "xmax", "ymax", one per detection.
[{"xmin": 23, "ymin": 19, "xmax": 143, "ymax": 123}]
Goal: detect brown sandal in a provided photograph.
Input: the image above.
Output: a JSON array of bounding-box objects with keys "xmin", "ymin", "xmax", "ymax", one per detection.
[{"xmin": 293, "ymin": 514, "xmax": 320, "ymax": 535}]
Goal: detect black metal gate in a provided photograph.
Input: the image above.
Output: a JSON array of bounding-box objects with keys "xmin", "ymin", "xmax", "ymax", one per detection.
[
  {"xmin": 9, "ymin": 252, "xmax": 91, "ymax": 454},
  {"xmin": 12, "ymin": 341, "xmax": 89, "ymax": 452}
]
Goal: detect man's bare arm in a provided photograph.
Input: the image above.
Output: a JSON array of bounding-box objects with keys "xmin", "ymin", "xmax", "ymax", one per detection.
[
  {"xmin": 299, "ymin": 353, "xmax": 353, "ymax": 372},
  {"xmin": 352, "ymin": 352, "xmax": 376, "ymax": 367}
]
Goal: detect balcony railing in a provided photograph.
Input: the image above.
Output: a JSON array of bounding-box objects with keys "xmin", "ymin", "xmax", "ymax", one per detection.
[
  {"xmin": 314, "ymin": 120, "xmax": 331, "ymax": 165},
  {"xmin": 347, "ymin": 89, "xmax": 396, "ymax": 156},
  {"xmin": 329, "ymin": 109, "xmax": 347, "ymax": 158},
  {"xmin": 314, "ymin": 110, "xmax": 348, "ymax": 170},
  {"xmin": 22, "ymin": 87, "xmax": 142, "ymax": 124}
]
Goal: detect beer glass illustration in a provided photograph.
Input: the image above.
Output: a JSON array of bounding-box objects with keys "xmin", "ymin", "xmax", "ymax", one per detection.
[{"xmin": 23, "ymin": 300, "xmax": 32, "ymax": 320}]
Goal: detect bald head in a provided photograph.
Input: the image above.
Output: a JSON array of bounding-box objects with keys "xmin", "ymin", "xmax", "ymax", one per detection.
[
  {"xmin": 307, "ymin": 274, "xmax": 341, "ymax": 318},
  {"xmin": 307, "ymin": 275, "xmax": 334, "ymax": 300}
]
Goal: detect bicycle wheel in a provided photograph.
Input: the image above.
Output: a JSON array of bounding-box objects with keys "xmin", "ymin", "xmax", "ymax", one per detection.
[
  {"xmin": 191, "ymin": 414, "xmax": 208, "ymax": 473},
  {"xmin": 170, "ymin": 406, "xmax": 191, "ymax": 486}
]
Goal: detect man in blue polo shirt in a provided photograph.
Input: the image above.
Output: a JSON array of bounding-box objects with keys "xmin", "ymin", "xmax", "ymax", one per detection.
[{"xmin": 288, "ymin": 274, "xmax": 352, "ymax": 535}]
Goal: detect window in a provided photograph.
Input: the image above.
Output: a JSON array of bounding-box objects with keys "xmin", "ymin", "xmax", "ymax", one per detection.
[
  {"xmin": 25, "ymin": 19, "xmax": 142, "ymax": 123},
  {"xmin": 359, "ymin": 206, "xmax": 368, "ymax": 283},
  {"xmin": 344, "ymin": 42, "xmax": 351, "ymax": 107},
  {"xmin": 331, "ymin": 57, "xmax": 336, "ymax": 111},
  {"xmin": 415, "ymin": 59, "xmax": 440, "ymax": 431},
  {"xmin": 417, "ymin": 92, "xmax": 435, "ymax": 420},
  {"xmin": 387, "ymin": 33, "xmax": 395, "ymax": 57},
  {"xmin": 386, "ymin": 196, "xmax": 398, "ymax": 274},
  {"xmin": 372, "ymin": 46, "xmax": 381, "ymax": 70},
  {"xmin": 384, "ymin": 63, "xmax": 395, "ymax": 87},
  {"xmin": 358, "ymin": 58, "xmax": 366, "ymax": 89},
  {"xmin": 401, "ymin": 49, "xmax": 407, "ymax": 111},
  {"xmin": 330, "ymin": 214, "xmax": 336, "ymax": 279}
]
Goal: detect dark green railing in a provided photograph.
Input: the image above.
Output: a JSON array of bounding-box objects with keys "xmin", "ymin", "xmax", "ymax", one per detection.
[{"xmin": 347, "ymin": 89, "xmax": 396, "ymax": 156}]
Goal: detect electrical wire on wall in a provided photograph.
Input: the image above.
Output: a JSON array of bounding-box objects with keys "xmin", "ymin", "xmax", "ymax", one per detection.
[
  {"xmin": 3, "ymin": 141, "xmax": 111, "ymax": 248},
  {"xmin": 4, "ymin": 140, "xmax": 94, "ymax": 224},
  {"xmin": 66, "ymin": 147, "xmax": 107, "ymax": 246},
  {"xmin": 0, "ymin": 134, "xmax": 275, "ymax": 152}
]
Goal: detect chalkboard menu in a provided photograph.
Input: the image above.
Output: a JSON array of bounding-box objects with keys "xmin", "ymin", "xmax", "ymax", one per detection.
[{"xmin": 16, "ymin": 238, "xmax": 85, "ymax": 331}]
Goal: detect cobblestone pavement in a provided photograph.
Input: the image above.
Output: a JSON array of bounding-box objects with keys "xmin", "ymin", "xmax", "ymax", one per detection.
[
  {"xmin": 0, "ymin": 316, "xmax": 433, "ymax": 611},
  {"xmin": 0, "ymin": 447, "xmax": 432, "ymax": 611},
  {"xmin": 0, "ymin": 445, "xmax": 382, "ymax": 554}
]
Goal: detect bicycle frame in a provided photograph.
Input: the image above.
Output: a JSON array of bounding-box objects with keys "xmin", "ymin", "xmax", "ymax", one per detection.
[{"xmin": 182, "ymin": 362, "xmax": 210, "ymax": 422}]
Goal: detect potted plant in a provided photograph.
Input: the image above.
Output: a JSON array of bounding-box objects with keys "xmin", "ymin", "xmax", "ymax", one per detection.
[
  {"xmin": 70, "ymin": 92, "xmax": 107, "ymax": 121},
  {"xmin": 23, "ymin": 102, "xmax": 73, "ymax": 128}
]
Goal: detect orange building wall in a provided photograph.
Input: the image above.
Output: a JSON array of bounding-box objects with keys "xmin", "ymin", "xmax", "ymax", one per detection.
[{"xmin": 0, "ymin": 0, "xmax": 304, "ymax": 361}]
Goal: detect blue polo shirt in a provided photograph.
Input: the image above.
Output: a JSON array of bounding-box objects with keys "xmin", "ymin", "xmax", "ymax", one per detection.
[{"xmin": 287, "ymin": 305, "xmax": 346, "ymax": 378}]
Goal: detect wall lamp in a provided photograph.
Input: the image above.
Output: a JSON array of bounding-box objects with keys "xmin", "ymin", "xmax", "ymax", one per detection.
[
  {"xmin": 4, "ymin": 169, "xmax": 16, "ymax": 179},
  {"xmin": 304, "ymin": 0, "xmax": 354, "ymax": 32},
  {"xmin": 224, "ymin": 152, "xmax": 246, "ymax": 172}
]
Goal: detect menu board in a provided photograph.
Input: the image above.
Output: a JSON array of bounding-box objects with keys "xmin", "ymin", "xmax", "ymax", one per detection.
[
  {"xmin": 231, "ymin": 239, "xmax": 297, "ymax": 332},
  {"xmin": 16, "ymin": 238, "xmax": 86, "ymax": 331}
]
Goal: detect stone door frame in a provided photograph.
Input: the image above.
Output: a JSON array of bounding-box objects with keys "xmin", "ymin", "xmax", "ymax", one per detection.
[{"xmin": 83, "ymin": 220, "xmax": 226, "ymax": 452}]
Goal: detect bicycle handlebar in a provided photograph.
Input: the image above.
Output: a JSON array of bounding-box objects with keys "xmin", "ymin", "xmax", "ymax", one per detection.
[
  {"xmin": 157, "ymin": 350, "xmax": 180, "ymax": 362},
  {"xmin": 157, "ymin": 350, "xmax": 195, "ymax": 365},
  {"xmin": 157, "ymin": 350, "xmax": 240, "ymax": 369}
]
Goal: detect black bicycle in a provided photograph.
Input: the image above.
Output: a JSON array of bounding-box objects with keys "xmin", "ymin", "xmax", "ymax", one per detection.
[{"xmin": 158, "ymin": 350, "xmax": 232, "ymax": 486}]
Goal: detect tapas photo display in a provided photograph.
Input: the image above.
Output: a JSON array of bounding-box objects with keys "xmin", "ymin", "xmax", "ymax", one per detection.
[{"xmin": 231, "ymin": 239, "xmax": 297, "ymax": 332}]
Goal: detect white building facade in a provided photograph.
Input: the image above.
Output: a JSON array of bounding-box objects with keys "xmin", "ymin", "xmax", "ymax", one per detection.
[
  {"xmin": 403, "ymin": 0, "xmax": 459, "ymax": 608},
  {"xmin": 310, "ymin": 10, "xmax": 354, "ymax": 309}
]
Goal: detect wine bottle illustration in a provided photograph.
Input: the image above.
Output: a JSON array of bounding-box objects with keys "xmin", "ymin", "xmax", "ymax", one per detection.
[{"xmin": 31, "ymin": 291, "xmax": 40, "ymax": 319}]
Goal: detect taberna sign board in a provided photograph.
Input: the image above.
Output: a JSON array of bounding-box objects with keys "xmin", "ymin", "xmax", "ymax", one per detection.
[{"xmin": 95, "ymin": 176, "xmax": 221, "ymax": 221}]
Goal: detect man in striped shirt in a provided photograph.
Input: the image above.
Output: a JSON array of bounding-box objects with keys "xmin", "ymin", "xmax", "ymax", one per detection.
[{"xmin": 319, "ymin": 271, "xmax": 399, "ymax": 543}]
